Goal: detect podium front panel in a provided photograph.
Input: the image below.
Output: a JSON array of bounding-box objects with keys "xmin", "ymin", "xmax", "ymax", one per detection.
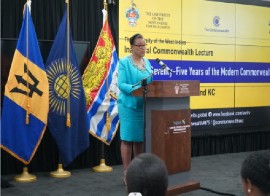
[
  {"xmin": 152, "ymin": 109, "xmax": 191, "ymax": 174},
  {"xmin": 145, "ymin": 97, "xmax": 189, "ymax": 153},
  {"xmin": 144, "ymin": 97, "xmax": 193, "ymax": 186}
]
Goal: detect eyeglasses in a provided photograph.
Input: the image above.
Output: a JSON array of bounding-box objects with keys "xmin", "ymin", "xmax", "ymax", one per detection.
[{"xmin": 133, "ymin": 44, "xmax": 147, "ymax": 49}]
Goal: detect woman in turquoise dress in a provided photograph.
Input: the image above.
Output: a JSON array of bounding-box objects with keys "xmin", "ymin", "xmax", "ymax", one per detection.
[{"xmin": 117, "ymin": 33, "xmax": 153, "ymax": 184}]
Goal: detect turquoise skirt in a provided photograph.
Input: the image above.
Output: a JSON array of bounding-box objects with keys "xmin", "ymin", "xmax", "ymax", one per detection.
[{"xmin": 118, "ymin": 101, "xmax": 144, "ymax": 142}]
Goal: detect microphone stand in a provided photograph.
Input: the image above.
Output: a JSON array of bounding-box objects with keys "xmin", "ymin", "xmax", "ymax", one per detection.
[
  {"xmin": 132, "ymin": 73, "xmax": 153, "ymax": 152},
  {"xmin": 141, "ymin": 78, "xmax": 147, "ymax": 153},
  {"xmin": 131, "ymin": 73, "xmax": 152, "ymax": 88}
]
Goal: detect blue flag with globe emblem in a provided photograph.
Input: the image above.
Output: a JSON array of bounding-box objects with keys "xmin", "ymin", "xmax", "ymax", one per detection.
[{"xmin": 45, "ymin": 8, "xmax": 89, "ymax": 167}]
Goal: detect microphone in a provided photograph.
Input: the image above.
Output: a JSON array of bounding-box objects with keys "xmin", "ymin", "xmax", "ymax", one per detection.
[{"xmin": 156, "ymin": 58, "xmax": 172, "ymax": 73}]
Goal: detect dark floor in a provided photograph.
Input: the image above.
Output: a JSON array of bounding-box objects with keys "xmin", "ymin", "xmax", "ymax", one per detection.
[{"xmin": 1, "ymin": 150, "xmax": 269, "ymax": 196}]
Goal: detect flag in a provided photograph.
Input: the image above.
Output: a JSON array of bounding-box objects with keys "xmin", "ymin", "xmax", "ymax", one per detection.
[
  {"xmin": 1, "ymin": 2, "xmax": 49, "ymax": 164},
  {"xmin": 82, "ymin": 17, "xmax": 119, "ymax": 145},
  {"xmin": 45, "ymin": 7, "xmax": 89, "ymax": 167}
]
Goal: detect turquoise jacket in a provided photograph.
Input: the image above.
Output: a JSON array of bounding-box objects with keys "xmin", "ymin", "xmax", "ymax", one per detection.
[{"xmin": 117, "ymin": 55, "xmax": 153, "ymax": 109}]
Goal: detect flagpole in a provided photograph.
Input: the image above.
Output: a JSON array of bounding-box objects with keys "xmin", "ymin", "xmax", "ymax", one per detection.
[
  {"xmin": 14, "ymin": 0, "xmax": 37, "ymax": 183},
  {"xmin": 92, "ymin": 0, "xmax": 112, "ymax": 173},
  {"xmin": 50, "ymin": 0, "xmax": 71, "ymax": 178},
  {"xmin": 66, "ymin": 0, "xmax": 71, "ymax": 127},
  {"xmin": 25, "ymin": 0, "xmax": 30, "ymax": 125}
]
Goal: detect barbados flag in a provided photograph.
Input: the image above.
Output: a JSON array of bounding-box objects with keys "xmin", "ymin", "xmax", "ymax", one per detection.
[
  {"xmin": 1, "ymin": 3, "xmax": 49, "ymax": 164},
  {"xmin": 82, "ymin": 18, "xmax": 119, "ymax": 145},
  {"xmin": 45, "ymin": 7, "xmax": 90, "ymax": 167}
]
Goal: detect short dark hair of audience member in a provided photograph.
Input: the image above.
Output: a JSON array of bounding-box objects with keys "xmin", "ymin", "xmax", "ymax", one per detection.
[
  {"xmin": 240, "ymin": 151, "xmax": 270, "ymax": 196},
  {"xmin": 126, "ymin": 153, "xmax": 168, "ymax": 196}
]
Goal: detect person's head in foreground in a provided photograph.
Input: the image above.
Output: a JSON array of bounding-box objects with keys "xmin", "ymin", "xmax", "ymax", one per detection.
[
  {"xmin": 126, "ymin": 153, "xmax": 168, "ymax": 196},
  {"xmin": 241, "ymin": 151, "xmax": 270, "ymax": 196}
]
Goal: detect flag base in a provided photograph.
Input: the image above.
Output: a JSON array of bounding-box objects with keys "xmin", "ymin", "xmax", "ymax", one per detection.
[
  {"xmin": 50, "ymin": 164, "xmax": 71, "ymax": 178},
  {"xmin": 92, "ymin": 159, "xmax": 113, "ymax": 173},
  {"xmin": 14, "ymin": 167, "xmax": 37, "ymax": 182}
]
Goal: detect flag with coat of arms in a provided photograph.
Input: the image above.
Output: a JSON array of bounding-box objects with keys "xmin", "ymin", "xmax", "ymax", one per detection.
[{"xmin": 82, "ymin": 9, "xmax": 119, "ymax": 145}]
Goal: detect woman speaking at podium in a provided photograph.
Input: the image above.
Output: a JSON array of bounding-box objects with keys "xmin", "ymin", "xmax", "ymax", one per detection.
[{"xmin": 117, "ymin": 33, "xmax": 153, "ymax": 185}]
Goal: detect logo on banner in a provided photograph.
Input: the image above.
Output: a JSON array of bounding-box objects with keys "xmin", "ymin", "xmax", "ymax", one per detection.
[
  {"xmin": 213, "ymin": 16, "xmax": 220, "ymax": 27},
  {"xmin": 125, "ymin": 1, "xmax": 140, "ymax": 27},
  {"xmin": 204, "ymin": 15, "xmax": 229, "ymax": 33}
]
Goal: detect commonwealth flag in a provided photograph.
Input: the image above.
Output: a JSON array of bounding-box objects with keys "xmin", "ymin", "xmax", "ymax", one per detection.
[
  {"xmin": 45, "ymin": 8, "xmax": 90, "ymax": 166},
  {"xmin": 1, "ymin": 2, "xmax": 49, "ymax": 164},
  {"xmin": 82, "ymin": 17, "xmax": 119, "ymax": 145}
]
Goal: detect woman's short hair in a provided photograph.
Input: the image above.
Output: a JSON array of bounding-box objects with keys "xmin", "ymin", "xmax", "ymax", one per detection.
[
  {"xmin": 129, "ymin": 33, "xmax": 143, "ymax": 45},
  {"xmin": 241, "ymin": 151, "xmax": 270, "ymax": 194}
]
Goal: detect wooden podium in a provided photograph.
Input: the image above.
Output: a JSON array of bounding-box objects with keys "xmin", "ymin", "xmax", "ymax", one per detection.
[{"xmin": 133, "ymin": 80, "xmax": 200, "ymax": 195}]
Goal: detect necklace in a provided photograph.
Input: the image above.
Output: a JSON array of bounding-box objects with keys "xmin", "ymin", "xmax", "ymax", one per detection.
[
  {"xmin": 136, "ymin": 61, "xmax": 145, "ymax": 70},
  {"xmin": 128, "ymin": 55, "xmax": 146, "ymax": 71}
]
